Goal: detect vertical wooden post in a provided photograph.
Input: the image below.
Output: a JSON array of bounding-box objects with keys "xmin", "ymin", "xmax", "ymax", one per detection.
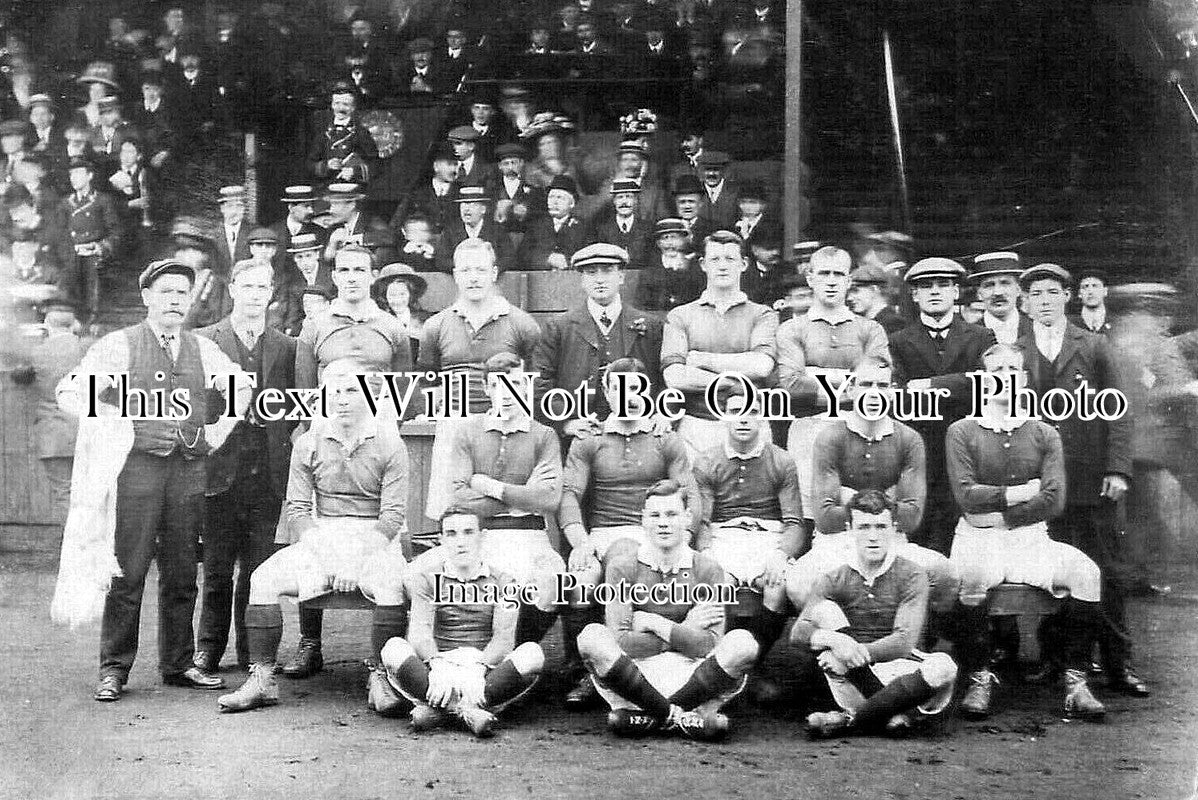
[
  {"xmin": 783, "ymin": 0, "xmax": 804, "ymax": 251},
  {"xmin": 883, "ymin": 30, "xmax": 912, "ymax": 234},
  {"xmin": 244, "ymin": 132, "xmax": 258, "ymax": 228}
]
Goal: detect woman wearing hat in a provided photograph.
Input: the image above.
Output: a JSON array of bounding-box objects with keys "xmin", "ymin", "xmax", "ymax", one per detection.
[
  {"xmin": 522, "ymin": 112, "xmax": 584, "ymax": 192},
  {"xmin": 373, "ymin": 262, "xmax": 428, "ymax": 360},
  {"xmin": 75, "ymin": 61, "xmax": 120, "ymax": 129}
]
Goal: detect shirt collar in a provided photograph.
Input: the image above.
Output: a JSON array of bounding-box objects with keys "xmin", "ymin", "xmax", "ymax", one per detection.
[
  {"xmin": 1080, "ymin": 307, "xmax": 1105, "ymax": 328},
  {"xmin": 697, "ymin": 289, "xmax": 748, "ymax": 310},
  {"xmin": 329, "ymin": 297, "xmax": 383, "ymax": 322},
  {"xmin": 318, "ymin": 418, "xmax": 379, "ymax": 447},
  {"xmin": 439, "ymin": 554, "xmax": 491, "ymax": 580},
  {"xmin": 847, "ymin": 549, "xmax": 896, "ymax": 586},
  {"xmin": 845, "ymin": 415, "xmax": 895, "ymax": 441},
  {"xmin": 919, "ymin": 311, "xmax": 954, "ymax": 331},
  {"xmin": 983, "ymin": 311, "xmax": 1019, "ymax": 332},
  {"xmin": 806, "ymin": 304, "xmax": 855, "ymax": 325},
  {"xmin": 637, "ymin": 542, "xmax": 695, "ymax": 574},
  {"xmin": 975, "ymin": 413, "xmax": 1031, "ymax": 433},
  {"xmin": 724, "ymin": 432, "xmax": 767, "ymax": 460},
  {"xmin": 484, "ymin": 412, "xmax": 532, "ymax": 434},
  {"xmin": 451, "ymin": 294, "xmax": 511, "ymax": 323},
  {"xmin": 1032, "ymin": 319, "xmax": 1066, "ymax": 338},
  {"xmin": 603, "ymin": 415, "xmax": 656, "ymax": 435},
  {"xmin": 587, "ymin": 297, "xmax": 621, "ymax": 326}
]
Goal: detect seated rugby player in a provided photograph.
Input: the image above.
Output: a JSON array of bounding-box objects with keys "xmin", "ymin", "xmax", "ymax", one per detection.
[
  {"xmin": 945, "ymin": 343, "xmax": 1106, "ymax": 720},
  {"xmin": 379, "ymin": 509, "xmax": 545, "ymax": 738},
  {"xmin": 794, "ymin": 490, "xmax": 959, "ymax": 738},
  {"xmin": 558, "ymin": 357, "xmax": 697, "ymax": 708},
  {"xmin": 786, "ymin": 357, "xmax": 958, "ymax": 618},
  {"xmin": 693, "ymin": 390, "xmax": 803, "ymax": 694},
  {"xmin": 577, "ymin": 480, "xmax": 757, "ymax": 741},
  {"xmin": 217, "ymin": 358, "xmax": 410, "ymax": 713}
]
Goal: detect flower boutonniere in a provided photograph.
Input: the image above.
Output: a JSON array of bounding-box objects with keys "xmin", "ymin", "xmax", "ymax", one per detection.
[{"xmin": 628, "ymin": 317, "xmax": 649, "ymax": 337}]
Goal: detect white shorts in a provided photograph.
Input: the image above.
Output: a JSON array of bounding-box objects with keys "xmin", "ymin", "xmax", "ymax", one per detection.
[
  {"xmin": 950, "ymin": 518, "xmax": 1101, "ymax": 605},
  {"xmin": 423, "ymin": 415, "xmax": 477, "ymax": 522},
  {"xmin": 479, "ymin": 527, "xmax": 567, "ymax": 584},
  {"xmin": 787, "ymin": 414, "xmax": 838, "ymax": 519},
  {"xmin": 708, "ymin": 520, "xmax": 783, "ymax": 585},
  {"xmin": 787, "ymin": 531, "xmax": 957, "ymax": 608},
  {"xmin": 824, "ymin": 650, "xmax": 957, "ymax": 716},
  {"xmin": 590, "ymin": 525, "xmax": 647, "ymax": 560},
  {"xmin": 252, "ymin": 518, "xmax": 408, "ymax": 604}
]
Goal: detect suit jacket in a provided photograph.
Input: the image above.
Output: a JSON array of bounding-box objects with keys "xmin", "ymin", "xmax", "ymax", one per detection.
[
  {"xmin": 459, "ymin": 157, "xmax": 499, "ymax": 193},
  {"xmin": 1016, "ymin": 322, "xmax": 1133, "ymax": 506},
  {"xmin": 533, "ymin": 303, "xmax": 665, "ymax": 436},
  {"xmin": 398, "ymin": 63, "xmax": 453, "ymax": 94},
  {"xmin": 394, "ymin": 180, "xmax": 458, "ymax": 234},
  {"xmin": 517, "ymin": 214, "xmax": 588, "ymax": 269},
  {"xmin": 890, "ymin": 316, "xmax": 996, "ymax": 424},
  {"xmin": 1068, "ymin": 312, "xmax": 1112, "ymax": 336},
  {"xmin": 196, "ymin": 317, "xmax": 297, "ymax": 498},
  {"xmin": 184, "ymin": 270, "xmax": 233, "ymax": 330},
  {"xmin": 436, "ymin": 218, "xmax": 516, "ymax": 273},
  {"xmin": 495, "ymin": 177, "xmax": 545, "ymax": 233},
  {"xmin": 595, "ymin": 175, "xmax": 671, "ymax": 226},
  {"xmin": 586, "ymin": 215, "xmax": 652, "ymax": 268},
  {"xmin": 700, "ymin": 181, "xmax": 740, "ymax": 230},
  {"xmin": 213, "ymin": 221, "xmax": 251, "ymax": 276},
  {"xmin": 306, "ymin": 111, "xmax": 378, "ymax": 184},
  {"xmin": 870, "ymin": 306, "xmax": 908, "ymax": 335}
]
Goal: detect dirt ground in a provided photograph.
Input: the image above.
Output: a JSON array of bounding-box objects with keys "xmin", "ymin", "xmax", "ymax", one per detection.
[{"xmin": 2, "ymin": 559, "xmax": 1196, "ymax": 800}]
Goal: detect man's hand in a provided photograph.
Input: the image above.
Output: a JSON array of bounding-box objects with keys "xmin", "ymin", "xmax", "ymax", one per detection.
[
  {"xmin": 337, "ymin": 167, "xmax": 355, "ymax": 181},
  {"xmin": 817, "ymin": 650, "xmax": 848, "ymax": 676},
  {"xmin": 546, "ymin": 252, "xmax": 569, "ymax": 271},
  {"xmin": 331, "ymin": 565, "xmax": 360, "ymax": 594},
  {"xmin": 632, "ymin": 611, "xmax": 675, "ymax": 640},
  {"xmin": 150, "ymin": 151, "xmax": 169, "ymax": 170},
  {"xmin": 1101, "ymin": 474, "xmax": 1130, "ymax": 503},
  {"xmin": 529, "ymin": 460, "xmax": 558, "ymax": 485},
  {"xmin": 567, "ymin": 535, "xmax": 597, "ymax": 572},
  {"xmin": 762, "ymin": 550, "xmax": 789, "ymax": 587},
  {"xmin": 457, "ymin": 662, "xmax": 488, "ymax": 709},
  {"xmin": 826, "ymin": 631, "xmax": 871, "ymax": 669},
  {"xmin": 327, "ymin": 158, "xmax": 343, "ymax": 170},
  {"xmin": 1005, "ymin": 478, "xmax": 1042, "ymax": 506},
  {"xmin": 682, "ymin": 604, "xmax": 725, "ymax": 631},
  {"xmin": 562, "ymin": 417, "xmax": 600, "ymax": 438},
  {"xmin": 425, "ymin": 660, "xmax": 457, "ymax": 708}
]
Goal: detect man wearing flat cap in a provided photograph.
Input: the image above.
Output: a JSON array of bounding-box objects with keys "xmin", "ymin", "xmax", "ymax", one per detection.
[
  {"xmin": 307, "ymin": 81, "xmax": 378, "ymax": 185},
  {"xmin": 493, "ymin": 142, "xmax": 544, "ymax": 235},
  {"xmin": 56, "ymin": 258, "xmax": 251, "ymax": 702},
  {"xmin": 518, "ymin": 174, "xmax": 587, "ymax": 270},
  {"xmin": 436, "ymin": 184, "xmax": 516, "ymax": 273},
  {"xmin": 969, "ymin": 251, "xmax": 1032, "ymax": 345},
  {"xmin": 1014, "ymin": 263, "xmax": 1147, "ymax": 698},
  {"xmin": 697, "ymin": 150, "xmax": 738, "ymax": 231},
  {"xmin": 130, "ymin": 70, "xmax": 176, "ymax": 172},
  {"xmin": 60, "ymin": 155, "xmax": 121, "ymax": 325},
  {"xmin": 888, "ymin": 257, "xmax": 996, "ymax": 557},
  {"xmin": 401, "ymin": 37, "xmax": 450, "ymax": 94},
  {"xmin": 587, "ymin": 178, "xmax": 652, "ymax": 268},
  {"xmin": 448, "ymin": 125, "xmax": 498, "ymax": 192},
  {"xmin": 533, "ymin": 242, "xmax": 665, "ymax": 441},
  {"xmin": 847, "ymin": 263, "xmax": 906, "ymax": 335},
  {"xmin": 27, "ymin": 94, "xmax": 66, "ymax": 163},
  {"xmin": 89, "ymin": 95, "xmax": 134, "ymax": 181}
]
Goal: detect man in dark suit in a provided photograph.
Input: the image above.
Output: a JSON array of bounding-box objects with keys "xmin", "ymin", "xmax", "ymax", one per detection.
[
  {"xmin": 889, "ymin": 258, "xmax": 995, "ymax": 557},
  {"xmin": 533, "ymin": 242, "xmax": 664, "ymax": 443},
  {"xmin": 268, "ymin": 185, "xmax": 325, "ymax": 271},
  {"xmin": 391, "ymin": 144, "xmax": 459, "ymax": 236},
  {"xmin": 1015, "ymin": 263, "xmax": 1147, "ymax": 697},
  {"xmin": 213, "ymin": 184, "xmax": 251, "ymax": 277},
  {"xmin": 671, "ymin": 173, "xmax": 711, "ymax": 243},
  {"xmin": 194, "ymin": 259, "xmax": 297, "ymax": 675},
  {"xmin": 447, "ymin": 125, "xmax": 498, "ymax": 191},
  {"xmin": 1070, "ymin": 269, "xmax": 1111, "ymax": 335},
  {"xmin": 517, "ymin": 175, "xmax": 588, "ymax": 270},
  {"xmin": 597, "ymin": 140, "xmax": 670, "ymax": 226},
  {"xmin": 849, "ymin": 263, "xmax": 906, "ymax": 335},
  {"xmin": 970, "ymin": 251, "xmax": 1032, "ymax": 346},
  {"xmin": 697, "ymin": 150, "xmax": 738, "ymax": 231},
  {"xmin": 306, "ymin": 82, "xmax": 378, "ymax": 185},
  {"xmin": 271, "ymin": 232, "xmax": 332, "ymax": 335},
  {"xmin": 586, "ymin": 179, "xmax": 652, "ymax": 268},
  {"xmin": 493, "ymin": 142, "xmax": 544, "ymax": 235},
  {"xmin": 398, "ymin": 37, "xmax": 451, "ymax": 95},
  {"xmin": 435, "ymin": 184, "xmax": 516, "ymax": 273}
]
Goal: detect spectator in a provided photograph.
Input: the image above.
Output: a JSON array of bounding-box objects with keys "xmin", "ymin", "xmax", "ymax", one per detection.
[
  {"xmin": 517, "ymin": 175, "xmax": 586, "ymax": 270},
  {"xmin": 436, "ymin": 184, "xmax": 516, "ymax": 273}
]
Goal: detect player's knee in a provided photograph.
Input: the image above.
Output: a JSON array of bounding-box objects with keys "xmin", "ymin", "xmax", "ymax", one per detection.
[
  {"xmin": 919, "ymin": 652, "xmax": 958, "ymax": 688},
  {"xmin": 509, "ymin": 642, "xmax": 545, "ymax": 675},
  {"xmin": 247, "ymin": 567, "xmax": 282, "ymax": 604},
  {"xmin": 806, "ymin": 599, "xmax": 850, "ymax": 631},
  {"xmin": 380, "ymin": 637, "xmax": 416, "ymax": 669},
  {"xmin": 716, "ymin": 628, "xmax": 760, "ymax": 672},
  {"xmin": 576, "ymin": 623, "xmax": 611, "ymax": 656}
]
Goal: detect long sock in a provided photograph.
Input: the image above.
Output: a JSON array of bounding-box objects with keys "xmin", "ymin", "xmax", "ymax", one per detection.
[
  {"xmin": 844, "ymin": 666, "xmax": 886, "ymax": 699},
  {"xmin": 1061, "ymin": 598, "xmax": 1102, "ymax": 672},
  {"xmin": 597, "ymin": 655, "xmax": 672, "ymax": 718},
  {"xmin": 668, "ymin": 655, "xmax": 739, "ymax": 710},
  {"xmin": 748, "ymin": 608, "xmax": 788, "ymax": 665},
  {"xmin": 371, "ymin": 606, "xmax": 408, "ymax": 661},
  {"xmin": 850, "ymin": 672, "xmax": 935, "ymax": 731},
  {"xmin": 560, "ymin": 605, "xmax": 599, "ymax": 678},
  {"xmin": 395, "ymin": 653, "xmax": 430, "ymax": 699},
  {"xmin": 245, "ymin": 604, "xmax": 283, "ymax": 665},
  {"xmin": 484, "ymin": 659, "xmax": 537, "ymax": 707},
  {"xmin": 951, "ymin": 601, "xmax": 992, "ymax": 673},
  {"xmin": 515, "ymin": 604, "xmax": 558, "ymax": 645},
  {"xmin": 298, "ymin": 604, "xmax": 323, "ymax": 639}
]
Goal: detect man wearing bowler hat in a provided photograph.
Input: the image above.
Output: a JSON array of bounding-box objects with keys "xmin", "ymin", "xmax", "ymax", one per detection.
[
  {"xmin": 494, "ymin": 142, "xmax": 543, "ymax": 234},
  {"xmin": 436, "ymin": 184, "xmax": 516, "ymax": 273},
  {"xmin": 401, "ymin": 38, "xmax": 449, "ymax": 94},
  {"xmin": 636, "ymin": 217, "xmax": 705, "ymax": 311},
  {"xmin": 518, "ymin": 174, "xmax": 587, "ymax": 270},
  {"xmin": 56, "ymin": 258, "xmax": 250, "ymax": 702},
  {"xmin": 587, "ymin": 179, "xmax": 652, "ymax": 268},
  {"xmin": 671, "ymin": 173, "xmax": 710, "ymax": 243},
  {"xmin": 1015, "ymin": 262, "xmax": 1147, "ymax": 698},
  {"xmin": 888, "ymin": 257, "xmax": 995, "ymax": 557},
  {"xmin": 697, "ymin": 150, "xmax": 737, "ymax": 230},
  {"xmin": 307, "ymin": 80, "xmax": 377, "ymax": 185}
]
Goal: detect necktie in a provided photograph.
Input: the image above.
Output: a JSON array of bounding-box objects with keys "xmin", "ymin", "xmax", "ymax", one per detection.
[
  {"xmin": 160, "ymin": 333, "xmax": 176, "ymax": 358},
  {"xmin": 242, "ymin": 329, "xmax": 259, "ymax": 351},
  {"xmin": 457, "ymin": 161, "xmax": 467, "ymax": 179},
  {"xmin": 599, "ymin": 311, "xmax": 611, "ymax": 331}
]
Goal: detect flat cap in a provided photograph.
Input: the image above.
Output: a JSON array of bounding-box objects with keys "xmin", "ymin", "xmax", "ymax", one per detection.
[
  {"xmin": 494, "ymin": 143, "xmax": 527, "ymax": 161},
  {"xmin": 453, "ymin": 184, "xmax": 491, "ymax": 203},
  {"xmin": 571, "ymin": 242, "xmax": 629, "ymax": 270},
  {"xmin": 547, "ymin": 174, "xmax": 579, "ymax": 197},
  {"xmin": 1019, "ymin": 262, "xmax": 1071, "ymax": 287},
  {"xmin": 139, "ymin": 258, "xmax": 195, "ymax": 289},
  {"xmin": 904, "ymin": 257, "xmax": 966, "ymax": 283},
  {"xmin": 287, "ymin": 231, "xmax": 323, "ymax": 252},
  {"xmin": 447, "ymin": 125, "xmax": 479, "ymax": 142},
  {"xmin": 653, "ymin": 217, "xmax": 689, "ymax": 237},
  {"xmin": 281, "ymin": 185, "xmax": 317, "ymax": 203},
  {"xmin": 329, "ymin": 79, "xmax": 355, "ymax": 95},
  {"xmin": 850, "ymin": 263, "xmax": 891, "ymax": 285},
  {"xmin": 610, "ymin": 178, "xmax": 641, "ymax": 194},
  {"xmin": 697, "ymin": 149, "xmax": 731, "ymax": 167},
  {"xmin": 324, "ymin": 182, "xmax": 365, "ymax": 201},
  {"xmin": 301, "ymin": 284, "xmax": 335, "ymax": 300},
  {"xmin": 97, "ymin": 96, "xmax": 121, "ymax": 112},
  {"xmin": 218, "ymin": 185, "xmax": 246, "ymax": 203},
  {"xmin": 77, "ymin": 61, "xmax": 120, "ymax": 90},
  {"xmin": 248, "ymin": 227, "xmax": 279, "ymax": 245},
  {"xmin": 969, "ymin": 251, "xmax": 1022, "ymax": 281},
  {"xmin": 617, "ymin": 139, "xmax": 648, "ymax": 157},
  {"xmin": 170, "ymin": 216, "xmax": 209, "ymax": 242},
  {"xmin": 672, "ymin": 174, "xmax": 703, "ymax": 196}
]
